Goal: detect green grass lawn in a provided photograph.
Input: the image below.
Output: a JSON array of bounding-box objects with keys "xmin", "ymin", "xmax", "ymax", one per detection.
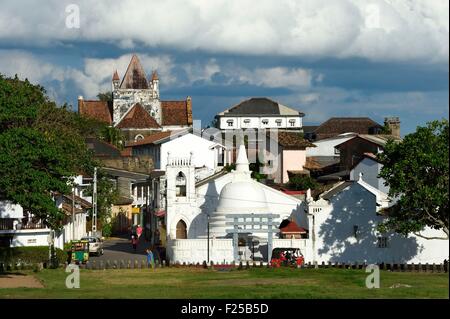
[{"xmin": 0, "ymin": 267, "xmax": 448, "ymax": 299}]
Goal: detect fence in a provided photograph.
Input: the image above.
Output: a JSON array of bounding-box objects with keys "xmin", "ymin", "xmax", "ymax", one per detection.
[{"xmin": 1, "ymin": 260, "xmax": 448, "ymax": 273}]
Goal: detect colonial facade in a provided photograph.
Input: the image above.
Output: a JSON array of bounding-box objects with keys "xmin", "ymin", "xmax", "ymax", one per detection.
[
  {"xmin": 216, "ymin": 97, "xmax": 304, "ymax": 131},
  {"xmin": 79, "ymin": 54, "xmax": 193, "ymax": 143}
]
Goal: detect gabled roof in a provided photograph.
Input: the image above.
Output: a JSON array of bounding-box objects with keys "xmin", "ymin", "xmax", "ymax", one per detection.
[
  {"xmin": 349, "ymin": 152, "xmax": 382, "ymax": 171},
  {"xmin": 335, "ymin": 134, "xmax": 401, "ymax": 149},
  {"xmin": 321, "ymin": 181, "xmax": 354, "ymax": 200},
  {"xmin": 125, "ymin": 130, "xmax": 175, "ymax": 147},
  {"xmin": 218, "ymin": 97, "xmax": 304, "ymax": 117},
  {"xmin": 120, "ymin": 54, "xmax": 149, "ymax": 89},
  {"xmin": 275, "ymin": 131, "xmax": 316, "ymax": 150},
  {"xmin": 280, "ymin": 220, "xmax": 307, "ymax": 234},
  {"xmin": 78, "ymin": 100, "xmax": 112, "ymax": 124},
  {"xmin": 313, "ymin": 117, "xmax": 383, "ymax": 140},
  {"xmin": 85, "ymin": 138, "xmax": 123, "ymax": 158},
  {"xmin": 161, "ymin": 99, "xmax": 193, "ymax": 126},
  {"xmin": 319, "ymin": 177, "xmax": 390, "ymax": 208},
  {"xmin": 116, "ymin": 103, "xmax": 161, "ymax": 129}
]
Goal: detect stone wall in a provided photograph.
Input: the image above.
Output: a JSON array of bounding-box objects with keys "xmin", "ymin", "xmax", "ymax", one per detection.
[
  {"xmin": 100, "ymin": 155, "xmax": 153, "ymax": 174},
  {"xmin": 112, "ymin": 88, "xmax": 161, "ymax": 125}
]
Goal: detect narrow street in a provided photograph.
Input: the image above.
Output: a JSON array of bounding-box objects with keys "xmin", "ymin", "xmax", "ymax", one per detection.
[{"xmin": 89, "ymin": 235, "xmax": 152, "ymax": 263}]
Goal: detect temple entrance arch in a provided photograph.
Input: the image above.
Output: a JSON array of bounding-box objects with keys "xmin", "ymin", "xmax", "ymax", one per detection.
[{"xmin": 225, "ymin": 213, "xmax": 279, "ymax": 263}]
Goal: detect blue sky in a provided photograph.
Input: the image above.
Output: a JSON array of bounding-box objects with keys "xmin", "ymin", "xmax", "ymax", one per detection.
[{"xmin": 0, "ymin": 0, "xmax": 448, "ymax": 135}]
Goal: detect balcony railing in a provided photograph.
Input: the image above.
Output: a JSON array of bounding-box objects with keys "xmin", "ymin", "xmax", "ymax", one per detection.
[
  {"xmin": 0, "ymin": 218, "xmax": 14, "ymax": 230},
  {"xmin": 20, "ymin": 220, "xmax": 46, "ymax": 229}
]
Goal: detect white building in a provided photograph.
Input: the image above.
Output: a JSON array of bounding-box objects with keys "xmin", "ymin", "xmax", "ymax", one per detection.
[
  {"xmin": 305, "ymin": 175, "xmax": 449, "ymax": 264},
  {"xmin": 216, "ymin": 98, "xmax": 304, "ymax": 131},
  {"xmin": 306, "ymin": 133, "xmax": 356, "ymax": 157},
  {"xmin": 0, "ymin": 175, "xmax": 90, "ymax": 249},
  {"xmin": 128, "ymin": 130, "xmax": 228, "ymax": 179},
  {"xmin": 161, "ymin": 145, "xmax": 449, "ymax": 265},
  {"xmin": 165, "ymin": 144, "xmax": 308, "ymax": 264},
  {"xmin": 349, "ymin": 153, "xmax": 389, "ymax": 193}
]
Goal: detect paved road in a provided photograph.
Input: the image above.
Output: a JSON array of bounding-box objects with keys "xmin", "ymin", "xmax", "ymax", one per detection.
[{"xmin": 89, "ymin": 235, "xmax": 152, "ymax": 263}]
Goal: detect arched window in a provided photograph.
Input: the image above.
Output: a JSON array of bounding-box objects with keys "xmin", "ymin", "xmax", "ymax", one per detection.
[
  {"xmin": 175, "ymin": 171, "xmax": 186, "ymax": 197},
  {"xmin": 134, "ymin": 134, "xmax": 144, "ymax": 142},
  {"xmin": 176, "ymin": 220, "xmax": 187, "ymax": 239}
]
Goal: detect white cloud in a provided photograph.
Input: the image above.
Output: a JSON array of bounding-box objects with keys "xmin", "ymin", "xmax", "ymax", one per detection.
[
  {"xmin": 0, "ymin": 50, "xmax": 177, "ymax": 100},
  {"xmin": 0, "ymin": 0, "xmax": 447, "ymax": 64}
]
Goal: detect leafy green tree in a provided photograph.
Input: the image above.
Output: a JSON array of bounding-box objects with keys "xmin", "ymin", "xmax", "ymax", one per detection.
[
  {"xmin": 0, "ymin": 74, "xmax": 95, "ymax": 230},
  {"xmin": 377, "ymin": 119, "xmax": 449, "ymax": 239},
  {"xmin": 99, "ymin": 125, "xmax": 124, "ymax": 150},
  {"xmin": 97, "ymin": 91, "xmax": 112, "ymax": 103},
  {"xmin": 288, "ymin": 175, "xmax": 318, "ymax": 191}
]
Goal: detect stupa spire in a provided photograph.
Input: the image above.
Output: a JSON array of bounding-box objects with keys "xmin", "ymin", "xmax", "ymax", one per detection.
[{"xmin": 235, "ymin": 143, "xmax": 250, "ymax": 173}]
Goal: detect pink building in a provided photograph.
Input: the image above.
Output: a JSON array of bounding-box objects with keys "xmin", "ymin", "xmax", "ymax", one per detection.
[{"xmin": 265, "ymin": 132, "xmax": 316, "ymax": 184}]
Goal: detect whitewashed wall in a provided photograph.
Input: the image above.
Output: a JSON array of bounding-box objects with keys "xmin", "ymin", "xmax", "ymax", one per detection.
[
  {"xmin": 167, "ymin": 239, "xmax": 234, "ymax": 264},
  {"xmin": 306, "ymin": 135, "xmax": 354, "ymax": 157},
  {"xmin": 161, "ymin": 134, "xmax": 221, "ymax": 170},
  {"xmin": 311, "ymin": 183, "xmax": 449, "ymax": 264},
  {"xmin": 350, "ymin": 158, "xmax": 389, "ymax": 193},
  {"xmin": 219, "ymin": 116, "xmax": 302, "ymax": 130},
  {"xmin": 10, "ymin": 229, "xmax": 50, "ymax": 247}
]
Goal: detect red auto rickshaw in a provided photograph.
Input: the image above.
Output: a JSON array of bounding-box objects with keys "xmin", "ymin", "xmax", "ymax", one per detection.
[{"xmin": 270, "ymin": 248, "xmax": 304, "ymax": 268}]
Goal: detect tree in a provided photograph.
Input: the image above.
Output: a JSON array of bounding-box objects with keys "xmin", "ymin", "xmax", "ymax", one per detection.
[
  {"xmin": 97, "ymin": 91, "xmax": 112, "ymax": 103},
  {"xmin": 0, "ymin": 74, "xmax": 95, "ymax": 230},
  {"xmin": 288, "ymin": 174, "xmax": 318, "ymax": 191},
  {"xmin": 377, "ymin": 119, "xmax": 449, "ymax": 239},
  {"xmin": 99, "ymin": 125, "xmax": 124, "ymax": 150}
]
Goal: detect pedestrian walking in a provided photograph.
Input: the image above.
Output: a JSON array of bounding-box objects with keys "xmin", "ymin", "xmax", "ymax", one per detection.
[
  {"xmin": 136, "ymin": 224, "xmax": 143, "ymax": 240},
  {"xmin": 146, "ymin": 247, "xmax": 154, "ymax": 268},
  {"xmin": 131, "ymin": 235, "xmax": 138, "ymax": 252}
]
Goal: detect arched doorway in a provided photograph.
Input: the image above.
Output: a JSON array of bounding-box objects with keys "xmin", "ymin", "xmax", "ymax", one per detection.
[{"xmin": 176, "ymin": 220, "xmax": 187, "ymax": 239}]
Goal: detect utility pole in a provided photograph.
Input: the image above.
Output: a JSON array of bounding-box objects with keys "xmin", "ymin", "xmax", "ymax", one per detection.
[
  {"xmin": 207, "ymin": 214, "xmax": 210, "ymax": 263},
  {"xmin": 92, "ymin": 167, "xmax": 97, "ymax": 235},
  {"xmin": 72, "ymin": 186, "xmax": 75, "ymax": 240}
]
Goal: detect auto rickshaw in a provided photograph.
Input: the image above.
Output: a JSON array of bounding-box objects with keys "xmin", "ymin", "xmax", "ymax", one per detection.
[
  {"xmin": 270, "ymin": 248, "xmax": 304, "ymax": 268},
  {"xmin": 71, "ymin": 240, "xmax": 90, "ymax": 264}
]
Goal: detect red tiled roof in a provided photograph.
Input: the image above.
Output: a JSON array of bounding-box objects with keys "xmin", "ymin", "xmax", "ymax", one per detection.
[
  {"xmin": 280, "ymin": 221, "xmax": 307, "ymax": 234},
  {"xmin": 314, "ymin": 117, "xmax": 383, "ymax": 140},
  {"xmin": 120, "ymin": 54, "xmax": 149, "ymax": 89},
  {"xmin": 78, "ymin": 100, "xmax": 112, "ymax": 124},
  {"xmin": 116, "ymin": 103, "xmax": 161, "ymax": 129},
  {"xmin": 126, "ymin": 130, "xmax": 174, "ymax": 147},
  {"xmin": 272, "ymin": 131, "xmax": 316, "ymax": 150},
  {"xmin": 161, "ymin": 99, "xmax": 193, "ymax": 126}
]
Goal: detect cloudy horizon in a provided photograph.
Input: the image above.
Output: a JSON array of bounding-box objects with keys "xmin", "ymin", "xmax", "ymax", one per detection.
[{"xmin": 0, "ymin": 0, "xmax": 448, "ymax": 134}]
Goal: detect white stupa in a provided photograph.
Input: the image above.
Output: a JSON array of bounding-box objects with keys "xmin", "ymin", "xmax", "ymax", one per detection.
[{"xmin": 209, "ymin": 143, "xmax": 270, "ymax": 237}]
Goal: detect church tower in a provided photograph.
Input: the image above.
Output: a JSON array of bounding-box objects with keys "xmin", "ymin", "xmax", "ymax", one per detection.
[{"xmin": 112, "ymin": 54, "xmax": 162, "ymax": 126}]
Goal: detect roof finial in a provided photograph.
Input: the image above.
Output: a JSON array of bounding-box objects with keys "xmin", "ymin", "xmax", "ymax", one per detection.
[
  {"xmin": 152, "ymin": 70, "xmax": 159, "ymax": 81},
  {"xmin": 112, "ymin": 70, "xmax": 120, "ymax": 81},
  {"xmin": 358, "ymin": 172, "xmax": 363, "ymax": 181}
]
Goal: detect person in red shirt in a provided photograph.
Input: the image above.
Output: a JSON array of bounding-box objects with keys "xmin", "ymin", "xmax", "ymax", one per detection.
[{"xmin": 136, "ymin": 224, "xmax": 143, "ymax": 240}]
